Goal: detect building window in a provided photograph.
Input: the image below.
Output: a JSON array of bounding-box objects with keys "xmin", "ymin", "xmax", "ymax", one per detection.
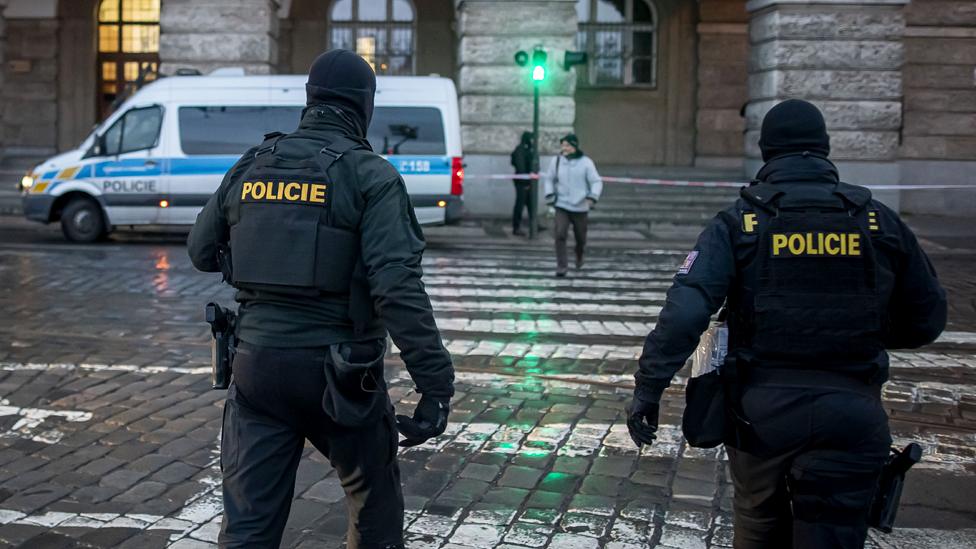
[
  {"xmin": 576, "ymin": 0, "xmax": 657, "ymax": 88},
  {"xmin": 97, "ymin": 0, "xmax": 160, "ymax": 118},
  {"xmin": 328, "ymin": 0, "xmax": 416, "ymax": 75}
]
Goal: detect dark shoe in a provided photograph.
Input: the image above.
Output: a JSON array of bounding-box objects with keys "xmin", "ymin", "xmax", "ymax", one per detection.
[
  {"xmin": 513, "ymin": 228, "xmax": 526, "ymax": 236},
  {"xmin": 555, "ymin": 271, "xmax": 567, "ymax": 278},
  {"xmin": 575, "ymin": 256, "xmax": 584, "ymax": 270}
]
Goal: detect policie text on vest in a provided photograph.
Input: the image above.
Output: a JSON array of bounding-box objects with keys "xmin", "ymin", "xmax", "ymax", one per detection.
[
  {"xmin": 771, "ymin": 232, "xmax": 861, "ymax": 257},
  {"xmin": 241, "ymin": 181, "xmax": 328, "ymax": 204}
]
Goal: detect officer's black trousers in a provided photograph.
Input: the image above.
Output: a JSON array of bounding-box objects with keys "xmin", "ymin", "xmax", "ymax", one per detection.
[
  {"xmin": 219, "ymin": 342, "xmax": 404, "ymax": 549},
  {"xmin": 726, "ymin": 376, "xmax": 891, "ymax": 549},
  {"xmin": 512, "ymin": 181, "xmax": 532, "ymax": 232}
]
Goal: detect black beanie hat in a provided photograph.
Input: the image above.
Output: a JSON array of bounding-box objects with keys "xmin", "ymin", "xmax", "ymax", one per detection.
[
  {"xmin": 758, "ymin": 99, "xmax": 830, "ymax": 161},
  {"xmin": 560, "ymin": 133, "xmax": 580, "ymax": 149},
  {"xmin": 306, "ymin": 50, "xmax": 376, "ymax": 133}
]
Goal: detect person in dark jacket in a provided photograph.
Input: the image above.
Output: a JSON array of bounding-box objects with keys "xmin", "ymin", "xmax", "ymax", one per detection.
[
  {"xmin": 626, "ymin": 99, "xmax": 947, "ymax": 549},
  {"xmin": 510, "ymin": 131, "xmax": 534, "ymax": 235},
  {"xmin": 187, "ymin": 50, "xmax": 454, "ymax": 549}
]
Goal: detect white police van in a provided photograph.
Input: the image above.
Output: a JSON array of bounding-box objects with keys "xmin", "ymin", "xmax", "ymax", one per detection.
[{"xmin": 20, "ymin": 72, "xmax": 464, "ymax": 242}]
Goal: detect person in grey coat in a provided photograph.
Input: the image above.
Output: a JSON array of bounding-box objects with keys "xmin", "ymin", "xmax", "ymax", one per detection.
[{"xmin": 544, "ymin": 133, "xmax": 603, "ymax": 277}]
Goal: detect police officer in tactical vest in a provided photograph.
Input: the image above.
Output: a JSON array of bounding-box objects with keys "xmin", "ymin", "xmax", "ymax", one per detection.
[
  {"xmin": 626, "ymin": 100, "xmax": 947, "ymax": 549},
  {"xmin": 187, "ymin": 50, "xmax": 454, "ymax": 548}
]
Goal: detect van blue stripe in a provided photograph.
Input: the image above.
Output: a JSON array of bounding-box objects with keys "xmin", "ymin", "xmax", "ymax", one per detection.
[
  {"xmin": 169, "ymin": 156, "xmax": 239, "ymax": 175},
  {"xmin": 92, "ymin": 159, "xmax": 163, "ymax": 178}
]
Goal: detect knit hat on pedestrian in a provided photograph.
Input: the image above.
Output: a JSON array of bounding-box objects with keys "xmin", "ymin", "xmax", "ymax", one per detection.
[
  {"xmin": 560, "ymin": 133, "xmax": 580, "ymax": 150},
  {"xmin": 758, "ymin": 99, "xmax": 830, "ymax": 162},
  {"xmin": 306, "ymin": 49, "xmax": 376, "ymax": 134}
]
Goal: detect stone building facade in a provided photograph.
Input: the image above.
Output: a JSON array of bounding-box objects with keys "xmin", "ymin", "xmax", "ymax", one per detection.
[{"xmin": 0, "ymin": 0, "xmax": 973, "ymax": 214}]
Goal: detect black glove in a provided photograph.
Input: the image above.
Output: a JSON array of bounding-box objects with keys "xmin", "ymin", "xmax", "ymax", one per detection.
[
  {"xmin": 396, "ymin": 394, "xmax": 450, "ymax": 447},
  {"xmin": 626, "ymin": 395, "xmax": 660, "ymax": 448},
  {"xmin": 545, "ymin": 194, "xmax": 555, "ymax": 206}
]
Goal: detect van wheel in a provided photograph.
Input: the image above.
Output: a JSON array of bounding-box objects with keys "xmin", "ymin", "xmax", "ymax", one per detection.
[{"xmin": 60, "ymin": 198, "xmax": 106, "ymax": 243}]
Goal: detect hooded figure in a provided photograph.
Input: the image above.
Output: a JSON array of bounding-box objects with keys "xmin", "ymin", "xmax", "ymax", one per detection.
[
  {"xmin": 510, "ymin": 131, "xmax": 535, "ymax": 235},
  {"xmin": 187, "ymin": 49, "xmax": 455, "ymax": 549},
  {"xmin": 305, "ymin": 49, "xmax": 376, "ymax": 137}
]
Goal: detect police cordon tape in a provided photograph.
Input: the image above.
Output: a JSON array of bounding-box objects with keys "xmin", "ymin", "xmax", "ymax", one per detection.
[{"xmin": 470, "ymin": 173, "xmax": 976, "ymax": 191}]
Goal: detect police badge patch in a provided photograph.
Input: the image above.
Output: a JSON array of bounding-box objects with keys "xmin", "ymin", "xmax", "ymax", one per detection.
[{"xmin": 678, "ymin": 250, "xmax": 699, "ymax": 275}]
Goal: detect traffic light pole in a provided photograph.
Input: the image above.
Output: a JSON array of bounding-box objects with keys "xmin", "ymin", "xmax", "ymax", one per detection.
[{"xmin": 529, "ymin": 79, "xmax": 540, "ymax": 240}]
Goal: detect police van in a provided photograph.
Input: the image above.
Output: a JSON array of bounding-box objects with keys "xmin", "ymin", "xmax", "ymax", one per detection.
[{"xmin": 19, "ymin": 71, "xmax": 464, "ymax": 242}]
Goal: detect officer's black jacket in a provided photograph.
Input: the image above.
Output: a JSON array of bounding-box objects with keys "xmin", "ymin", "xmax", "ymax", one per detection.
[
  {"xmin": 635, "ymin": 155, "xmax": 947, "ymax": 402},
  {"xmin": 187, "ymin": 106, "xmax": 454, "ymax": 398}
]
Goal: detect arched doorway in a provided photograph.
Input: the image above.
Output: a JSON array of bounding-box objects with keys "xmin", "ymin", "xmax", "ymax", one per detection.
[{"xmin": 96, "ymin": 0, "xmax": 160, "ymax": 118}]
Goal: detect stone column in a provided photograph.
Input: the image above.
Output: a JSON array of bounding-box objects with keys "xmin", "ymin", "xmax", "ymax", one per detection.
[
  {"xmin": 744, "ymin": 0, "xmax": 905, "ymax": 208},
  {"xmin": 456, "ymin": 0, "xmax": 578, "ymax": 216},
  {"xmin": 159, "ymin": 0, "xmax": 280, "ymax": 76},
  {"xmin": 1, "ymin": 0, "xmax": 59, "ymax": 157}
]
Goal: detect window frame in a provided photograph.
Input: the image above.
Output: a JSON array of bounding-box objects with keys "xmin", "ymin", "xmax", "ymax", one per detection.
[
  {"xmin": 96, "ymin": 0, "xmax": 161, "ymax": 119},
  {"xmin": 86, "ymin": 104, "xmax": 164, "ymax": 158},
  {"xmin": 327, "ymin": 0, "xmax": 417, "ymax": 76},
  {"xmin": 576, "ymin": 0, "xmax": 659, "ymax": 90}
]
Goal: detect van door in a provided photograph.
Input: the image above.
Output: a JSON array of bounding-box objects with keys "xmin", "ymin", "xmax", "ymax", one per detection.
[
  {"xmin": 88, "ymin": 105, "xmax": 166, "ymax": 225},
  {"xmin": 368, "ymin": 106, "xmax": 456, "ymax": 225},
  {"xmin": 164, "ymin": 105, "xmax": 303, "ymax": 224}
]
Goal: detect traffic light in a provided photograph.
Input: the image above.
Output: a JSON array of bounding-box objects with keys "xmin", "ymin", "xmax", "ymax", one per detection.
[
  {"xmin": 563, "ymin": 51, "xmax": 588, "ymax": 71},
  {"xmin": 531, "ymin": 49, "xmax": 547, "ymax": 81}
]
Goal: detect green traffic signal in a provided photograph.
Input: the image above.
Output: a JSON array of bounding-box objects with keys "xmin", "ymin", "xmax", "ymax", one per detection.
[{"xmin": 531, "ymin": 49, "xmax": 547, "ymax": 82}]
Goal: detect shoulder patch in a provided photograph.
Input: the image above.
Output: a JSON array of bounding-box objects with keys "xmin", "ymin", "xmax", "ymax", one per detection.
[
  {"xmin": 677, "ymin": 250, "xmax": 699, "ymax": 275},
  {"xmin": 742, "ymin": 212, "xmax": 758, "ymax": 234}
]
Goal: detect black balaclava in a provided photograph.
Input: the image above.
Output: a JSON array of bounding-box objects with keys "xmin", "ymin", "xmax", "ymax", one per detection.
[
  {"xmin": 560, "ymin": 133, "xmax": 583, "ymax": 159},
  {"xmin": 306, "ymin": 50, "xmax": 376, "ymax": 135},
  {"xmin": 520, "ymin": 131, "xmax": 533, "ymax": 148},
  {"xmin": 758, "ymin": 99, "xmax": 830, "ymax": 162}
]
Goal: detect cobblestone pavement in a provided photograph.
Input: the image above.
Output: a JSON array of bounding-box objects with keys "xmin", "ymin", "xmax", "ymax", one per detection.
[{"xmin": 0, "ymin": 217, "xmax": 974, "ymax": 548}]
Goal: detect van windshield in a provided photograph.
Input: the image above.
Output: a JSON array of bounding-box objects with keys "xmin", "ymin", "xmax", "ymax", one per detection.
[{"xmin": 178, "ymin": 105, "xmax": 446, "ymax": 156}]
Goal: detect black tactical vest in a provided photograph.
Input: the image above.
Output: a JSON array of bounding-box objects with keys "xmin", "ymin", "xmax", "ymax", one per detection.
[
  {"xmin": 732, "ymin": 181, "xmax": 883, "ymax": 366},
  {"xmin": 225, "ymin": 133, "xmax": 374, "ymax": 331}
]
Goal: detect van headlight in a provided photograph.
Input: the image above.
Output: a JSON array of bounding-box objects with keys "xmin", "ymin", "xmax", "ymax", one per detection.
[{"xmin": 20, "ymin": 174, "xmax": 34, "ymax": 191}]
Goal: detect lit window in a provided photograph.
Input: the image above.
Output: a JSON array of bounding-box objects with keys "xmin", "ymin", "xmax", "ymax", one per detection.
[
  {"xmin": 97, "ymin": 0, "xmax": 160, "ymax": 118},
  {"xmin": 328, "ymin": 0, "xmax": 416, "ymax": 76},
  {"xmin": 576, "ymin": 0, "xmax": 657, "ymax": 88}
]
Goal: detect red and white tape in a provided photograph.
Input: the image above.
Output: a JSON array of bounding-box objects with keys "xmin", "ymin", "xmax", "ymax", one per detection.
[{"xmin": 467, "ymin": 173, "xmax": 976, "ymax": 191}]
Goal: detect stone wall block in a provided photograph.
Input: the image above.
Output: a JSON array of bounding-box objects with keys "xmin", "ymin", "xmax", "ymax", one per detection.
[
  {"xmin": 903, "ymin": 64, "xmax": 976, "ymax": 89},
  {"xmin": 698, "ymin": 84, "xmax": 749, "ymax": 110},
  {"xmin": 750, "ymin": 9, "xmax": 904, "ymax": 42},
  {"xmin": 750, "ymin": 40, "xmax": 902, "ymax": 71},
  {"xmin": 10, "ymin": 121, "xmax": 56, "ymax": 148},
  {"xmin": 904, "ymin": 89, "xmax": 976, "ymax": 113},
  {"xmin": 461, "ymin": 95, "xmax": 575, "ymax": 126},
  {"xmin": 0, "ymin": 81, "xmax": 56, "ymax": 101},
  {"xmin": 699, "ymin": 65, "xmax": 749, "ymax": 86},
  {"xmin": 745, "ymin": 99, "xmax": 901, "ymax": 131},
  {"xmin": 905, "ymin": 1, "xmax": 976, "ymax": 26},
  {"xmin": 904, "ymin": 112, "xmax": 976, "ymax": 137},
  {"xmin": 160, "ymin": 33, "xmax": 273, "ymax": 64},
  {"xmin": 697, "ymin": 109, "xmax": 745, "ymax": 133},
  {"xmin": 901, "ymin": 136, "xmax": 976, "ymax": 160},
  {"xmin": 699, "ymin": 0, "xmax": 749, "ymax": 24},
  {"xmin": 905, "ymin": 38, "xmax": 976, "ymax": 66},
  {"xmin": 6, "ymin": 20, "xmax": 57, "ymax": 59},
  {"xmin": 3, "ymin": 99, "xmax": 55, "ymax": 125},
  {"xmin": 698, "ymin": 33, "xmax": 750, "ymax": 63},
  {"xmin": 3, "ymin": 57, "xmax": 56, "ymax": 83},
  {"xmin": 749, "ymin": 70, "xmax": 901, "ymax": 101},
  {"xmin": 462, "ymin": 124, "xmax": 573, "ymax": 155},
  {"xmin": 745, "ymin": 128, "xmax": 899, "ymax": 160},
  {"xmin": 459, "ymin": 35, "xmax": 575, "ymax": 66},
  {"xmin": 697, "ymin": 130, "xmax": 745, "ymax": 157},
  {"xmin": 161, "ymin": 5, "xmax": 274, "ymax": 34},
  {"xmin": 459, "ymin": 65, "xmax": 576, "ymax": 96},
  {"xmin": 459, "ymin": 2, "xmax": 577, "ymax": 37}
]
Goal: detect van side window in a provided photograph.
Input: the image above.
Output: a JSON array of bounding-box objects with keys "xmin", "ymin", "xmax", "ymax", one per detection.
[
  {"xmin": 179, "ymin": 106, "xmax": 302, "ymax": 155},
  {"xmin": 368, "ymin": 107, "xmax": 446, "ymax": 155},
  {"xmin": 103, "ymin": 105, "xmax": 164, "ymax": 156}
]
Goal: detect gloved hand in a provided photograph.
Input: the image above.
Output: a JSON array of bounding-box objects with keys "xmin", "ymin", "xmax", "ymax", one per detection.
[
  {"xmin": 396, "ymin": 394, "xmax": 450, "ymax": 447},
  {"xmin": 545, "ymin": 194, "xmax": 555, "ymax": 206},
  {"xmin": 626, "ymin": 395, "xmax": 660, "ymax": 448}
]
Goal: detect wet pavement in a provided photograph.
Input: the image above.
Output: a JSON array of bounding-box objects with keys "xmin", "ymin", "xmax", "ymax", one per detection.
[{"xmin": 0, "ymin": 215, "xmax": 974, "ymax": 548}]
